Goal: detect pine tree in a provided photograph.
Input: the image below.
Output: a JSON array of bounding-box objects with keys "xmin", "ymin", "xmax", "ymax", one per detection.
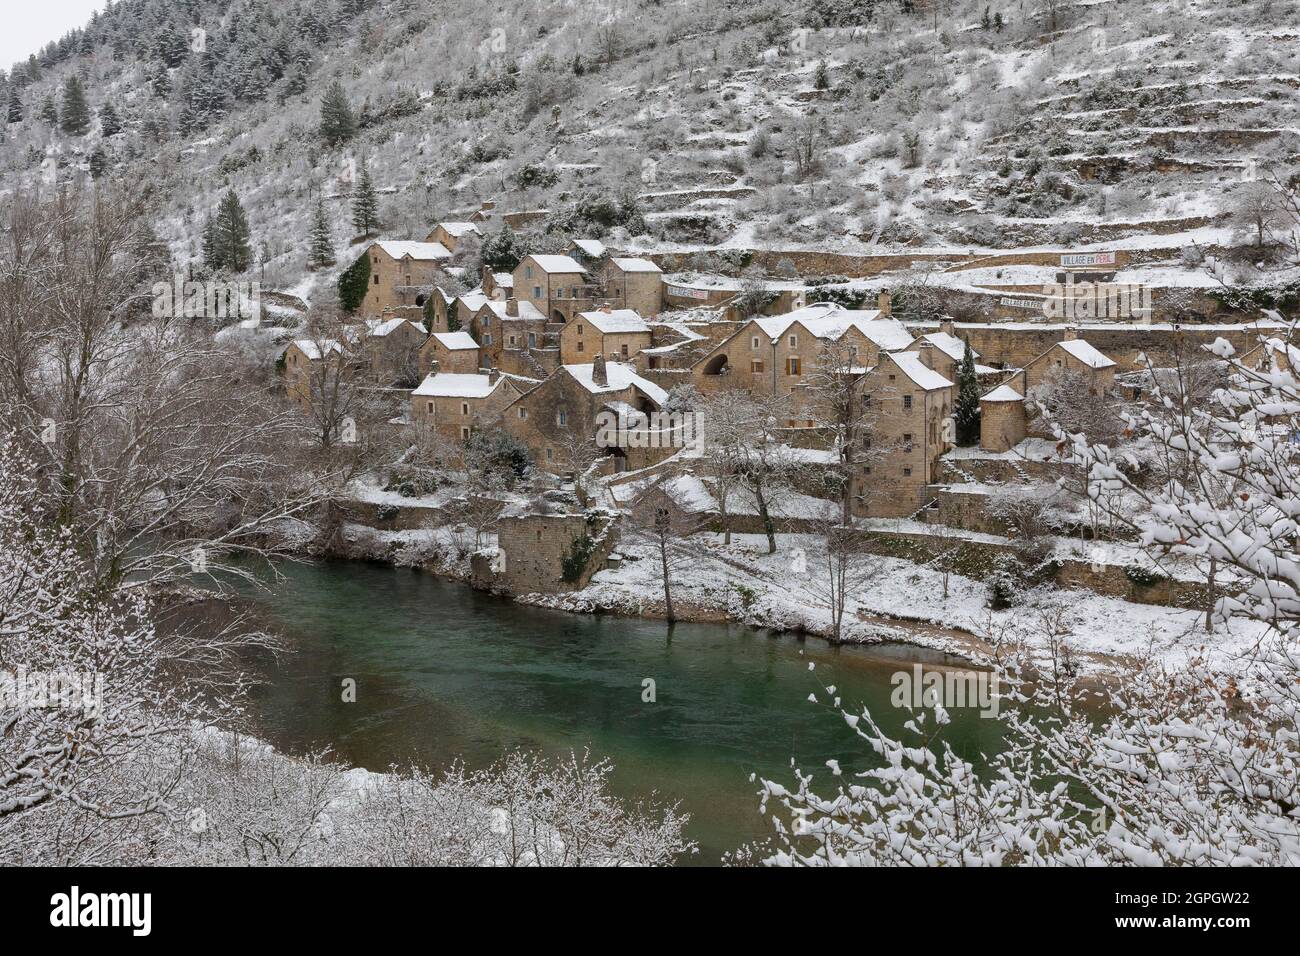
[
  {"xmin": 319, "ymin": 79, "xmax": 357, "ymax": 146},
  {"xmin": 814, "ymin": 60, "xmax": 830, "ymax": 90},
  {"xmin": 99, "ymin": 101, "xmax": 122, "ymax": 137},
  {"xmin": 479, "ymin": 225, "xmax": 525, "ymax": 273},
  {"xmin": 40, "ymin": 96, "xmax": 58, "ymax": 125},
  {"xmin": 88, "ymin": 147, "xmax": 109, "ymax": 179},
  {"xmin": 954, "ymin": 340, "xmax": 982, "ymax": 447},
  {"xmin": 308, "ymin": 200, "xmax": 335, "ymax": 269},
  {"xmin": 981, "ymin": 6, "xmax": 991, "ymax": 29},
  {"xmin": 351, "ymin": 160, "xmax": 380, "ymax": 237},
  {"xmin": 994, "ymin": 12, "xmax": 1004, "ymax": 31},
  {"xmin": 206, "ymin": 190, "xmax": 253, "ymax": 273},
  {"xmin": 59, "ymin": 75, "xmax": 91, "ymax": 135},
  {"xmin": 5, "ymin": 88, "xmax": 20, "ymax": 124}
]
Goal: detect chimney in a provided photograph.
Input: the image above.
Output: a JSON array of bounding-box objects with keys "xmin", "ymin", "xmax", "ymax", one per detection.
[
  {"xmin": 1062, "ymin": 325, "xmax": 1078, "ymax": 341},
  {"xmin": 601, "ymin": 304, "xmax": 612, "ymax": 313},
  {"xmin": 877, "ymin": 291, "xmax": 892, "ymax": 317},
  {"xmin": 488, "ymin": 367, "xmax": 500, "ymax": 385},
  {"xmin": 481, "ymin": 265, "xmax": 493, "ymax": 293},
  {"xmin": 939, "ymin": 317, "xmax": 955, "ymax": 336},
  {"xmin": 506, "ymin": 297, "xmax": 518, "ymax": 317},
  {"xmin": 591, "ymin": 353, "xmax": 608, "ymax": 387},
  {"xmin": 429, "ymin": 359, "xmax": 440, "ymax": 376},
  {"xmin": 915, "ymin": 341, "xmax": 936, "ymax": 369}
]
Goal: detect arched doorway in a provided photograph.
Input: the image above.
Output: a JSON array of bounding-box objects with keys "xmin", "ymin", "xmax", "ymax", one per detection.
[{"xmin": 703, "ymin": 354, "xmax": 729, "ymax": 375}]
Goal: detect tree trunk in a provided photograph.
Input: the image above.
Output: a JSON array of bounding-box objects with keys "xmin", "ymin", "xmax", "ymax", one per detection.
[
  {"xmin": 659, "ymin": 536, "xmax": 675, "ymax": 623},
  {"xmin": 1205, "ymin": 555, "xmax": 1216, "ymax": 634},
  {"xmin": 754, "ymin": 484, "xmax": 776, "ymax": 554}
]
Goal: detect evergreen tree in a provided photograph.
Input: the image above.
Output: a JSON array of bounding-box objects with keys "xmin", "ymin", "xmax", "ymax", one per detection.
[
  {"xmin": 981, "ymin": 6, "xmax": 991, "ymax": 29},
  {"xmin": 88, "ymin": 147, "xmax": 109, "ymax": 180},
  {"xmin": 40, "ymin": 96, "xmax": 58, "ymax": 125},
  {"xmin": 572, "ymin": 54, "xmax": 585, "ymax": 76},
  {"xmin": 319, "ymin": 79, "xmax": 357, "ymax": 146},
  {"xmin": 351, "ymin": 160, "xmax": 380, "ymax": 237},
  {"xmin": 308, "ymin": 200, "xmax": 335, "ymax": 269},
  {"xmin": 814, "ymin": 60, "xmax": 830, "ymax": 90},
  {"xmin": 59, "ymin": 75, "xmax": 91, "ymax": 135},
  {"xmin": 479, "ymin": 225, "xmax": 525, "ymax": 273},
  {"xmin": 994, "ymin": 12, "xmax": 1004, "ymax": 31},
  {"xmin": 99, "ymin": 101, "xmax": 122, "ymax": 137},
  {"xmin": 337, "ymin": 252, "xmax": 371, "ymax": 314},
  {"xmin": 954, "ymin": 340, "xmax": 982, "ymax": 447},
  {"xmin": 5, "ymin": 88, "xmax": 20, "ymax": 124},
  {"xmin": 205, "ymin": 190, "xmax": 253, "ymax": 273}
]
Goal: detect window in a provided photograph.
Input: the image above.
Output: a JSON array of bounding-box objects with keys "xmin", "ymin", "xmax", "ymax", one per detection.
[
  {"xmin": 789, "ymin": 334, "xmax": 798, "ymax": 348},
  {"xmin": 518, "ymin": 407, "xmax": 527, "ymax": 420},
  {"xmin": 461, "ymin": 426, "xmax": 471, "ymax": 440},
  {"xmin": 405, "ymin": 275, "xmax": 411, "ymax": 286},
  {"xmin": 577, "ymin": 341, "xmax": 584, "ymax": 353},
  {"xmin": 533, "ymin": 286, "xmax": 542, "ymax": 299},
  {"xmin": 849, "ymin": 346, "xmax": 858, "ymax": 362},
  {"xmin": 426, "ymin": 401, "xmax": 433, "ymax": 413},
  {"xmin": 525, "ymin": 265, "xmax": 533, "ymax": 279},
  {"xmin": 903, "ymin": 433, "xmax": 913, "ymax": 451},
  {"xmin": 484, "ymin": 333, "xmax": 492, "ymax": 345},
  {"xmin": 546, "ymin": 448, "xmax": 553, "ymax": 461},
  {"xmin": 903, "ymin": 395, "xmax": 912, "ymax": 410},
  {"xmin": 786, "ymin": 357, "xmax": 801, "ymax": 376},
  {"xmin": 528, "ymin": 332, "xmax": 536, "ymax": 347},
  {"xmin": 752, "ymin": 359, "xmax": 764, "ymax": 373},
  {"xmin": 509, "ymin": 335, "xmax": 518, "ymax": 347},
  {"xmin": 751, "ymin": 336, "xmax": 760, "ymax": 349},
  {"xmin": 461, "ymin": 403, "xmax": 469, "ymax": 416},
  {"xmin": 556, "ymin": 409, "xmax": 567, "ymax": 427},
  {"xmin": 903, "ymin": 467, "xmax": 912, "ymax": 477},
  {"xmin": 621, "ymin": 344, "xmax": 629, "ymax": 358},
  {"xmin": 373, "ymin": 275, "xmax": 380, "ymax": 285},
  {"xmin": 577, "ymin": 324, "xmax": 584, "ymax": 335},
  {"xmin": 888, "ymin": 374, "xmax": 896, "ymax": 382}
]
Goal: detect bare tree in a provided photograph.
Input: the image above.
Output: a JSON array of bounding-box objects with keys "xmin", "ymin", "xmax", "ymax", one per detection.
[{"xmin": 627, "ymin": 478, "xmax": 702, "ymax": 623}]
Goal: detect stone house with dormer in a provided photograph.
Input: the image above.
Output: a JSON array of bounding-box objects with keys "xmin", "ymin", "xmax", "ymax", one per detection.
[{"xmin": 361, "ymin": 241, "xmax": 452, "ymax": 317}]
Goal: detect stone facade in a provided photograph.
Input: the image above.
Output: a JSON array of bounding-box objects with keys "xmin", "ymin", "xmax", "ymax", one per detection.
[
  {"xmin": 474, "ymin": 508, "xmax": 619, "ymax": 594},
  {"xmin": 979, "ymin": 387, "xmax": 1027, "ymax": 452},
  {"xmin": 513, "ymin": 254, "xmax": 591, "ymax": 323},
  {"xmin": 418, "ymin": 330, "xmax": 481, "ymax": 376},
  {"xmin": 601, "ymin": 257, "xmax": 664, "ymax": 317},
  {"xmin": 558, "ymin": 310, "xmax": 652, "ymax": 365},
  {"xmin": 361, "ymin": 241, "xmax": 451, "ymax": 317},
  {"xmin": 409, "ymin": 369, "xmax": 521, "ymax": 441}
]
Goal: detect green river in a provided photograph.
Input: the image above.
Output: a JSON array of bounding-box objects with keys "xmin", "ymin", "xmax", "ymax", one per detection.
[{"xmin": 235, "ymin": 559, "xmax": 1004, "ymax": 863}]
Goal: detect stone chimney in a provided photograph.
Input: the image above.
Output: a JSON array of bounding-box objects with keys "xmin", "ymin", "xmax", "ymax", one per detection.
[
  {"xmin": 488, "ymin": 367, "xmax": 500, "ymax": 385},
  {"xmin": 601, "ymin": 304, "xmax": 612, "ymax": 313},
  {"xmin": 506, "ymin": 297, "xmax": 518, "ymax": 317},
  {"xmin": 1062, "ymin": 325, "xmax": 1078, "ymax": 341},
  {"xmin": 915, "ymin": 341, "xmax": 937, "ymax": 369},
  {"xmin": 591, "ymin": 353, "xmax": 608, "ymax": 387},
  {"xmin": 481, "ymin": 265, "xmax": 494, "ymax": 295},
  {"xmin": 877, "ymin": 291, "xmax": 892, "ymax": 317},
  {"xmin": 429, "ymin": 359, "xmax": 440, "ymax": 376},
  {"xmin": 939, "ymin": 317, "xmax": 955, "ymax": 336}
]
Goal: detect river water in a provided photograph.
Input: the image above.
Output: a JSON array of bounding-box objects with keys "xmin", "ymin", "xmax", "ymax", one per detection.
[{"xmin": 235, "ymin": 559, "xmax": 1004, "ymax": 863}]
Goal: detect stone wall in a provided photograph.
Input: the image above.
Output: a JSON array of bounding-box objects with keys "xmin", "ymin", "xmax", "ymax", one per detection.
[{"xmin": 477, "ymin": 510, "xmax": 620, "ymax": 594}]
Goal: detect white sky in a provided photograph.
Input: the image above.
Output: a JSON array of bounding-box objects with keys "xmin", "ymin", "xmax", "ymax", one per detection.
[{"xmin": 2, "ymin": 1, "xmax": 109, "ymax": 73}]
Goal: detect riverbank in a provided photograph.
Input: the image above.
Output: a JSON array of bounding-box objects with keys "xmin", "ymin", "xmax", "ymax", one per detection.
[{"xmin": 328, "ymin": 519, "xmax": 1269, "ymax": 679}]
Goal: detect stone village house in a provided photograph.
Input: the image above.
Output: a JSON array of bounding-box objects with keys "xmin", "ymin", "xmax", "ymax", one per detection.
[
  {"xmin": 361, "ymin": 240, "xmax": 452, "ymax": 316},
  {"xmin": 418, "ymin": 330, "xmax": 481, "ymax": 376},
  {"xmin": 409, "ymin": 367, "xmax": 522, "ymax": 442},
  {"xmin": 558, "ymin": 308, "xmax": 652, "ymax": 365},
  {"xmin": 501, "ymin": 355, "xmax": 670, "ymax": 473}
]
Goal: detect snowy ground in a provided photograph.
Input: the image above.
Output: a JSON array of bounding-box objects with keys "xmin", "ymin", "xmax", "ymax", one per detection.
[{"xmin": 531, "ymin": 532, "xmax": 1269, "ymax": 678}]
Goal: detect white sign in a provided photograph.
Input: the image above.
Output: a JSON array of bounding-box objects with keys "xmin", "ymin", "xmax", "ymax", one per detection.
[
  {"xmin": 999, "ymin": 297, "xmax": 1042, "ymax": 310},
  {"xmin": 666, "ymin": 285, "xmax": 711, "ymax": 301},
  {"xmin": 1061, "ymin": 252, "xmax": 1117, "ymax": 267}
]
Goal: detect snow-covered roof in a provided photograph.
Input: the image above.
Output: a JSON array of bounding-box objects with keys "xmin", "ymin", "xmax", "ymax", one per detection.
[
  {"xmin": 436, "ymin": 221, "xmax": 480, "ymax": 238},
  {"xmin": 480, "ymin": 298, "xmax": 546, "ymax": 321},
  {"xmin": 563, "ymin": 362, "xmax": 668, "ymax": 406},
  {"xmin": 432, "ymin": 331, "xmax": 479, "ymax": 351},
  {"xmin": 526, "ymin": 254, "xmax": 586, "ymax": 274},
  {"xmin": 457, "ymin": 292, "xmax": 489, "ymax": 313},
  {"xmin": 289, "ymin": 339, "xmax": 343, "ymax": 361},
  {"xmin": 492, "ymin": 272, "xmax": 513, "ymax": 287},
  {"xmin": 411, "ymin": 372, "xmax": 507, "ymax": 398},
  {"xmin": 576, "ymin": 309, "xmax": 651, "ymax": 334},
  {"xmin": 919, "ymin": 331, "xmax": 978, "ymax": 361},
  {"xmin": 366, "ymin": 317, "xmax": 422, "ymax": 338},
  {"xmin": 981, "ymin": 383, "xmax": 1024, "ymax": 403},
  {"xmin": 751, "ymin": 303, "xmax": 913, "ymax": 351},
  {"xmin": 609, "ymin": 256, "xmax": 662, "ymax": 274},
  {"xmin": 375, "ymin": 240, "xmax": 451, "ymax": 261},
  {"xmin": 1057, "ymin": 339, "xmax": 1116, "ymax": 369},
  {"xmin": 887, "ymin": 352, "xmax": 953, "ymax": 391},
  {"xmin": 571, "ymin": 239, "xmax": 606, "ymax": 258}
]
